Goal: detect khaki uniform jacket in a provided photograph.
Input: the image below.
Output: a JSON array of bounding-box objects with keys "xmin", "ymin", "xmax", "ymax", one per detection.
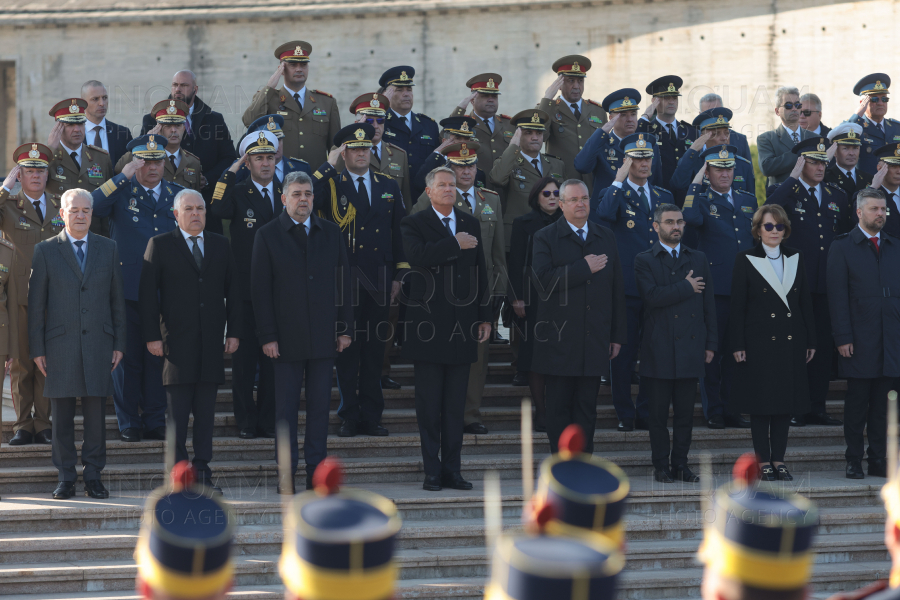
[
  {"xmin": 489, "ymin": 144, "xmax": 565, "ymax": 249},
  {"xmin": 411, "ymin": 187, "xmax": 507, "ymax": 295},
  {"xmin": 449, "ymin": 107, "xmax": 516, "ymax": 173},
  {"xmin": 115, "ymin": 148, "xmax": 203, "ymax": 192},
  {"xmin": 335, "ymin": 142, "xmax": 413, "ymax": 212},
  {"xmin": 48, "ymin": 144, "xmax": 113, "ymax": 236},
  {"xmin": 242, "ymin": 86, "xmax": 341, "ymax": 168},
  {"xmin": 538, "ymin": 97, "xmax": 606, "ymax": 190}
]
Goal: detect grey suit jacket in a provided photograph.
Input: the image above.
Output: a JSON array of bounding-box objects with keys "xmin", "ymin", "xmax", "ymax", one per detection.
[
  {"xmin": 757, "ymin": 125, "xmax": 814, "ymax": 186},
  {"xmin": 28, "ymin": 230, "xmax": 126, "ymax": 397}
]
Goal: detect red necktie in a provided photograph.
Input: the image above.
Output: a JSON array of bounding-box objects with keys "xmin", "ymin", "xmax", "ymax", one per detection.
[{"xmin": 870, "ymin": 236, "xmax": 880, "ymax": 253}]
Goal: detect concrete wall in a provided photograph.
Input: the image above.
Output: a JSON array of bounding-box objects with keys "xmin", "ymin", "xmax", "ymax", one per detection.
[{"xmin": 1, "ymin": 0, "xmax": 897, "ymax": 170}]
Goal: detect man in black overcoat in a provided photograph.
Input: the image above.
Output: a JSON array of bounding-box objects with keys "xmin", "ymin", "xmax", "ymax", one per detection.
[
  {"xmin": 828, "ymin": 188, "xmax": 900, "ymax": 479},
  {"xmin": 634, "ymin": 204, "xmax": 716, "ymax": 484},
  {"xmin": 251, "ymin": 171, "xmax": 353, "ymax": 493},
  {"xmin": 139, "ymin": 189, "xmax": 241, "ymax": 492},
  {"xmin": 531, "ymin": 179, "xmax": 627, "ymax": 454},
  {"xmin": 400, "ymin": 166, "xmax": 491, "ymax": 493}
]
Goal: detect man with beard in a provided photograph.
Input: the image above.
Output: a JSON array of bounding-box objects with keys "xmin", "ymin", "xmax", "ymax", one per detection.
[
  {"xmin": 828, "ymin": 188, "xmax": 900, "ymax": 479},
  {"xmin": 825, "ymin": 122, "xmax": 873, "ymax": 198},
  {"xmin": 757, "ymin": 86, "xmax": 814, "ymax": 187},
  {"xmin": 849, "ymin": 73, "xmax": 900, "ymax": 174},
  {"xmin": 449, "ymin": 73, "xmax": 515, "ymax": 176},
  {"xmin": 853, "ymin": 143, "xmax": 900, "ymax": 239},
  {"xmin": 141, "ymin": 70, "xmax": 236, "ymax": 234},
  {"xmin": 638, "ymin": 76, "xmax": 691, "ymax": 188}
]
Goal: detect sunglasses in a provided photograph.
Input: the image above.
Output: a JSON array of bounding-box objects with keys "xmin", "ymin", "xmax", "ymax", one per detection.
[
  {"xmin": 541, "ymin": 190, "xmax": 560, "ymax": 197},
  {"xmin": 762, "ymin": 223, "xmax": 786, "ymax": 232},
  {"xmin": 800, "ymin": 110, "xmax": 820, "ymax": 116},
  {"xmin": 364, "ymin": 117, "xmax": 386, "ymax": 124},
  {"xmin": 781, "ymin": 102, "xmax": 803, "ymax": 110},
  {"xmin": 869, "ymin": 96, "xmax": 891, "ymax": 103}
]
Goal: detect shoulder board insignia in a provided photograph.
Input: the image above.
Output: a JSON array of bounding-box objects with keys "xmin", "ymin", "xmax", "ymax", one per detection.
[
  {"xmin": 0, "ymin": 237, "xmax": 14, "ymax": 249},
  {"xmin": 289, "ymin": 156, "xmax": 309, "ymax": 164},
  {"xmin": 555, "ymin": 98, "xmax": 561, "ymax": 105},
  {"xmin": 99, "ymin": 178, "xmax": 118, "ymax": 197},
  {"xmin": 420, "ymin": 113, "xmax": 435, "ymax": 122},
  {"xmin": 386, "ymin": 142, "xmax": 405, "ymax": 154},
  {"xmin": 653, "ymin": 188, "xmax": 661, "ymax": 196},
  {"xmin": 542, "ymin": 153, "xmax": 561, "ymax": 161},
  {"xmin": 311, "ymin": 89, "xmax": 333, "ymax": 98},
  {"xmin": 480, "ymin": 187, "xmax": 499, "ymax": 195},
  {"xmin": 212, "ymin": 182, "xmax": 227, "ymax": 202},
  {"xmin": 824, "ymin": 182, "xmax": 841, "ymax": 190},
  {"xmin": 49, "ymin": 195, "xmax": 60, "ymax": 207},
  {"xmin": 823, "ymin": 185, "xmax": 833, "ymax": 195},
  {"xmin": 736, "ymin": 155, "xmax": 751, "ymax": 163},
  {"xmin": 499, "ymin": 114, "xmax": 512, "ymax": 120},
  {"xmin": 587, "ymin": 99, "xmax": 601, "ymax": 107},
  {"xmin": 182, "ymin": 149, "xmax": 200, "ymax": 160},
  {"xmin": 87, "ymin": 145, "xmax": 108, "ymax": 154},
  {"xmin": 376, "ymin": 171, "xmax": 393, "ymax": 179},
  {"xmin": 889, "ymin": 118, "xmax": 899, "ymax": 124}
]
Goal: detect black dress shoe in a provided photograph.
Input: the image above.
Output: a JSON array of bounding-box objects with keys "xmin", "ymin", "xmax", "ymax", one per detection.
[
  {"xmin": 491, "ymin": 330, "xmax": 510, "ymax": 344},
  {"xmin": 775, "ymin": 464, "xmax": 794, "ymax": 481},
  {"xmin": 846, "ymin": 460, "xmax": 865, "ymax": 479},
  {"xmin": 760, "ymin": 464, "xmax": 777, "ymax": 481},
  {"xmin": 617, "ymin": 420, "xmax": 634, "ymax": 432},
  {"xmin": 360, "ymin": 422, "xmax": 389, "ymax": 436},
  {"xmin": 806, "ymin": 412, "xmax": 843, "ymax": 426},
  {"xmin": 143, "ymin": 426, "xmax": 166, "ymax": 440},
  {"xmin": 654, "ymin": 468, "xmax": 674, "ymax": 483},
  {"xmin": 53, "ymin": 481, "xmax": 76, "ymax": 499},
  {"xmin": 239, "ymin": 428, "xmax": 256, "ymax": 439},
  {"xmin": 34, "ymin": 428, "xmax": 52, "ymax": 444},
  {"xmin": 634, "ymin": 417, "xmax": 650, "ymax": 431},
  {"xmin": 600, "ymin": 375, "xmax": 611, "ymax": 387},
  {"xmin": 511, "ymin": 372, "xmax": 529, "ymax": 387},
  {"xmin": 464, "ymin": 423, "xmax": 489, "ymax": 435},
  {"xmin": 869, "ymin": 458, "xmax": 887, "ymax": 478},
  {"xmin": 277, "ymin": 476, "xmax": 296, "ymax": 495},
  {"xmin": 790, "ymin": 415, "xmax": 806, "ymax": 427},
  {"xmin": 120, "ymin": 428, "xmax": 142, "ymax": 442},
  {"xmin": 84, "ymin": 479, "xmax": 109, "ymax": 499},
  {"xmin": 8, "ymin": 429, "xmax": 33, "ymax": 445},
  {"xmin": 441, "ymin": 472, "xmax": 473, "ymax": 490},
  {"xmin": 423, "ymin": 476, "xmax": 442, "ymax": 492},
  {"xmin": 256, "ymin": 428, "xmax": 276, "ymax": 439},
  {"xmin": 673, "ymin": 465, "xmax": 700, "ymax": 483},
  {"xmin": 338, "ymin": 421, "xmax": 358, "ymax": 438},
  {"xmin": 724, "ymin": 415, "xmax": 751, "ymax": 428},
  {"xmin": 380, "ymin": 376, "xmax": 401, "ymax": 390},
  {"xmin": 707, "ymin": 415, "xmax": 725, "ymax": 429}
]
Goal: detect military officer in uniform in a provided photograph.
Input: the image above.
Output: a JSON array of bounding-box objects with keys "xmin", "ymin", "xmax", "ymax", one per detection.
[
  {"xmin": 825, "ymin": 121, "xmax": 873, "ymax": 198},
  {"xmin": 312, "ymin": 123, "xmax": 409, "ymax": 438},
  {"xmin": 765, "ymin": 138, "xmax": 850, "ymax": 427},
  {"xmin": 46, "ymin": 98, "xmax": 113, "ymax": 237},
  {"xmin": 539, "ymin": 56, "xmax": 607, "ymax": 191},
  {"xmin": 849, "ymin": 73, "xmax": 900, "ymax": 174},
  {"xmin": 854, "ymin": 143, "xmax": 900, "ymax": 239},
  {"xmin": 92, "ymin": 134, "xmax": 183, "ymax": 443},
  {"xmin": 116, "ymin": 100, "xmax": 203, "ymax": 193},
  {"xmin": 412, "ymin": 116, "xmax": 489, "ymax": 199},
  {"xmin": 380, "ymin": 66, "xmax": 440, "ymax": 201},
  {"xmin": 449, "ymin": 73, "xmax": 516, "ymax": 175},
  {"xmin": 638, "ymin": 76, "xmax": 693, "ymax": 188},
  {"xmin": 210, "ymin": 130, "xmax": 281, "ymax": 440},
  {"xmin": 242, "ymin": 40, "xmax": 341, "ymax": 168},
  {"xmin": 593, "ymin": 133, "xmax": 674, "ymax": 431},
  {"xmin": 575, "ymin": 88, "xmax": 663, "ymax": 202},
  {"xmin": 236, "ymin": 114, "xmax": 311, "ymax": 184},
  {"xmin": 489, "ymin": 110, "xmax": 565, "ymax": 249},
  {"xmin": 683, "ymin": 146, "xmax": 757, "ymax": 429},
  {"xmin": 0, "ymin": 144, "xmax": 56, "ymax": 446}
]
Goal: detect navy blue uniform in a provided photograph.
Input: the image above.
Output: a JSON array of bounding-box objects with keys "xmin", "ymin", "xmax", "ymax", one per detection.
[
  {"xmin": 383, "ymin": 111, "xmax": 440, "ymax": 200},
  {"xmin": 637, "ymin": 118, "xmax": 691, "ymax": 188},
  {"xmin": 849, "ymin": 114, "xmax": 900, "ymax": 173},
  {"xmin": 575, "ymin": 130, "xmax": 663, "ymax": 202},
  {"xmin": 234, "ymin": 156, "xmax": 311, "ymax": 185},
  {"xmin": 669, "ymin": 149, "xmax": 756, "ymax": 201}
]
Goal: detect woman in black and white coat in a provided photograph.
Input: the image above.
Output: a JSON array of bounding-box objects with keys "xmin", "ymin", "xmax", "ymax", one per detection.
[{"xmin": 728, "ymin": 204, "xmax": 816, "ymax": 482}]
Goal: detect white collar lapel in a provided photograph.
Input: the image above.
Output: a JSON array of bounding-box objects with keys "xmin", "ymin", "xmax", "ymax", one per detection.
[
  {"xmin": 746, "ymin": 255, "xmax": 791, "ymax": 309},
  {"xmin": 782, "ymin": 253, "xmax": 798, "ymax": 295}
]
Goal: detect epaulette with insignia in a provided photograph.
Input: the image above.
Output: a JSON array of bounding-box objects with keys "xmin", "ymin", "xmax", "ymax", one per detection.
[
  {"xmin": 734, "ymin": 188, "xmax": 756, "ymax": 197},
  {"xmin": 311, "ymin": 89, "xmax": 333, "ymax": 98},
  {"xmin": 375, "ymin": 171, "xmax": 394, "ymax": 179},
  {"xmin": 88, "ymin": 145, "xmax": 109, "ymax": 154},
  {"xmin": 212, "ymin": 182, "xmax": 227, "ymax": 202},
  {"xmin": 823, "ymin": 181, "xmax": 842, "ymax": 191},
  {"xmin": 587, "ymin": 99, "xmax": 601, "ymax": 107},
  {"xmin": 480, "ymin": 188, "xmax": 500, "ymax": 195},
  {"xmin": 419, "ymin": 114, "xmax": 435, "ymax": 122},
  {"xmin": 182, "ymin": 149, "xmax": 200, "ymax": 160},
  {"xmin": 385, "ymin": 142, "xmax": 405, "ymax": 153},
  {"xmin": 0, "ymin": 237, "xmax": 14, "ymax": 249},
  {"xmin": 736, "ymin": 155, "xmax": 751, "ymax": 163},
  {"xmin": 889, "ymin": 118, "xmax": 899, "ymax": 125},
  {"xmin": 499, "ymin": 114, "xmax": 512, "ymax": 120},
  {"xmin": 289, "ymin": 156, "xmax": 309, "ymax": 164},
  {"xmin": 542, "ymin": 153, "xmax": 562, "ymax": 161}
]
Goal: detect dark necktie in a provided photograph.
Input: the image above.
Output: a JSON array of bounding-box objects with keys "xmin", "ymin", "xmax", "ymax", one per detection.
[
  {"xmin": 871, "ymin": 236, "xmax": 880, "ymax": 253},
  {"xmin": 372, "ymin": 146, "xmax": 380, "ymax": 163},
  {"xmin": 484, "ymin": 117, "xmax": 493, "ymax": 134},
  {"xmin": 672, "ymin": 248, "xmax": 678, "ymax": 260},
  {"xmin": 148, "ymin": 189, "xmax": 156, "ymax": 205},
  {"xmin": 74, "ymin": 240, "xmax": 85, "ymax": 271},
  {"xmin": 262, "ymin": 187, "xmax": 272, "ymax": 211},
  {"xmin": 169, "ymin": 154, "xmax": 177, "ymax": 171},
  {"xmin": 291, "ymin": 223, "xmax": 308, "ymax": 250},
  {"xmin": 791, "ymin": 131, "xmax": 799, "ymax": 144},
  {"xmin": 667, "ymin": 123, "xmax": 675, "ymax": 142},
  {"xmin": 357, "ymin": 177, "xmax": 369, "ymax": 206},
  {"xmin": 847, "ymin": 169, "xmax": 855, "ymax": 183},
  {"xmin": 294, "ymin": 92, "xmax": 302, "ymax": 109},
  {"xmin": 33, "ymin": 201, "xmax": 43, "ymax": 222},
  {"xmin": 571, "ymin": 103, "xmax": 581, "ymax": 120},
  {"xmin": 189, "ymin": 236, "xmax": 203, "ymax": 269},
  {"xmin": 462, "ymin": 192, "xmax": 472, "ymax": 213},
  {"xmin": 576, "ymin": 228, "xmax": 585, "ymax": 241},
  {"xmin": 808, "ymin": 186, "xmax": 818, "ymax": 206},
  {"xmin": 531, "ymin": 158, "xmax": 541, "ymax": 175},
  {"xmin": 70, "ymin": 151, "xmax": 80, "ymax": 171},
  {"xmin": 637, "ymin": 186, "xmax": 649, "ymax": 212},
  {"xmin": 185, "ymin": 116, "xmax": 193, "ymax": 137},
  {"xmin": 442, "ymin": 217, "xmax": 453, "ymax": 236},
  {"xmin": 92, "ymin": 126, "xmax": 102, "ymax": 148}
]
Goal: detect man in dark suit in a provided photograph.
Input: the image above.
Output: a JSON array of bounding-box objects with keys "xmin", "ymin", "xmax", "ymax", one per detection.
[
  {"xmin": 251, "ymin": 171, "xmax": 352, "ymax": 493},
  {"xmin": 853, "ymin": 143, "xmax": 900, "ymax": 239},
  {"xmin": 210, "ymin": 130, "xmax": 282, "ymax": 440},
  {"xmin": 849, "ymin": 73, "xmax": 900, "ymax": 174},
  {"xmin": 81, "ymin": 80, "xmax": 133, "ymax": 166},
  {"xmin": 828, "ymin": 188, "xmax": 900, "ymax": 479},
  {"xmin": 757, "ymin": 86, "xmax": 815, "ymax": 186},
  {"xmin": 139, "ymin": 189, "xmax": 241, "ymax": 492},
  {"xmin": 141, "ymin": 70, "xmax": 236, "ymax": 234},
  {"xmin": 826, "ymin": 122, "xmax": 873, "ymax": 198},
  {"xmin": 312, "ymin": 123, "xmax": 408, "ymax": 438},
  {"xmin": 635, "ymin": 204, "xmax": 716, "ymax": 484},
  {"xmin": 401, "ymin": 166, "xmax": 491, "ymax": 492},
  {"xmin": 532, "ymin": 179, "xmax": 627, "ymax": 454},
  {"xmin": 799, "ymin": 93, "xmax": 830, "ymax": 137},
  {"xmin": 28, "ymin": 189, "xmax": 126, "ymax": 499}
]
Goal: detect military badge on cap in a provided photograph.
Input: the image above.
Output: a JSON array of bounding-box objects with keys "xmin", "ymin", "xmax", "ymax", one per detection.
[
  {"xmin": 247, "ymin": 114, "xmax": 285, "ymax": 139},
  {"xmin": 49, "ymin": 98, "xmax": 88, "ymax": 123},
  {"xmin": 692, "ymin": 107, "xmax": 734, "ymax": 131},
  {"xmin": 620, "ymin": 132, "xmax": 656, "ymax": 158},
  {"xmin": 443, "ymin": 141, "xmax": 481, "ymax": 165},
  {"xmin": 792, "ymin": 137, "xmax": 830, "ymax": 162},
  {"xmin": 238, "ymin": 130, "xmax": 278, "ymax": 155},
  {"xmin": 854, "ymin": 73, "xmax": 892, "ymax": 96},
  {"xmin": 152, "ymin": 99, "xmax": 188, "ymax": 124},
  {"xmin": 601, "ymin": 88, "xmax": 642, "ymax": 113},
  {"xmin": 466, "ymin": 73, "xmax": 503, "ymax": 95},
  {"xmin": 333, "ymin": 122, "xmax": 376, "ymax": 148},
  {"xmin": 874, "ymin": 142, "xmax": 900, "ymax": 165},
  {"xmin": 511, "ymin": 109, "xmax": 549, "ymax": 131},
  {"xmin": 379, "ymin": 66, "xmax": 416, "ymax": 88},
  {"xmin": 127, "ymin": 134, "xmax": 168, "ymax": 160},
  {"xmin": 349, "ymin": 93, "xmax": 390, "ymax": 116},
  {"xmin": 274, "ymin": 40, "xmax": 312, "ymax": 63},
  {"xmin": 704, "ymin": 144, "xmax": 737, "ymax": 168},
  {"xmin": 552, "ymin": 55, "xmax": 592, "ymax": 77},
  {"xmin": 646, "ymin": 75, "xmax": 683, "ymax": 97},
  {"xmin": 439, "ymin": 116, "xmax": 478, "ymax": 138},
  {"xmin": 13, "ymin": 142, "xmax": 52, "ymax": 168},
  {"xmin": 147, "ymin": 136, "xmax": 158, "ymax": 151}
]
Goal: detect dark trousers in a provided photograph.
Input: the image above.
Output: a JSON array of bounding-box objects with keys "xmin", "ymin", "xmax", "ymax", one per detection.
[
  {"xmin": 844, "ymin": 376, "xmax": 892, "ymax": 461},
  {"xmin": 336, "ymin": 293, "xmax": 390, "ymax": 425},
  {"xmin": 611, "ymin": 296, "xmax": 648, "ymax": 422},
  {"xmin": 275, "ymin": 358, "xmax": 333, "ymax": 475},
  {"xmin": 702, "ymin": 295, "xmax": 733, "ymax": 419},
  {"xmin": 546, "ymin": 375, "xmax": 602, "ymax": 454},
  {"xmin": 166, "ymin": 382, "xmax": 217, "ymax": 480},
  {"xmin": 644, "ymin": 377, "xmax": 696, "ymax": 470},
  {"xmin": 114, "ymin": 301, "xmax": 166, "ymax": 432},
  {"xmin": 231, "ymin": 319, "xmax": 275, "ymax": 433},
  {"xmin": 51, "ymin": 396, "xmax": 106, "ymax": 483},
  {"xmin": 806, "ymin": 294, "xmax": 833, "ymax": 415},
  {"xmin": 749, "ymin": 414, "xmax": 791, "ymax": 463},
  {"xmin": 413, "ymin": 361, "xmax": 469, "ymax": 478}
]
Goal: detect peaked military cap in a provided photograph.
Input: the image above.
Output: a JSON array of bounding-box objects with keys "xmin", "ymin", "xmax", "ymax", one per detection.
[
  {"xmin": 854, "ymin": 73, "xmax": 891, "ymax": 96},
  {"xmin": 13, "ymin": 143, "xmax": 52, "ymax": 168},
  {"xmin": 239, "ymin": 130, "xmax": 278, "ymax": 155},
  {"xmin": 442, "ymin": 141, "xmax": 480, "ymax": 166},
  {"xmin": 552, "ymin": 55, "xmax": 591, "ymax": 78},
  {"xmin": 511, "ymin": 109, "xmax": 550, "ymax": 131},
  {"xmin": 127, "ymin": 134, "xmax": 168, "ymax": 160},
  {"xmin": 379, "ymin": 66, "xmax": 416, "ymax": 88},
  {"xmin": 334, "ymin": 123, "xmax": 376, "ymax": 148},
  {"xmin": 49, "ymin": 98, "xmax": 88, "ymax": 124},
  {"xmin": 693, "ymin": 107, "xmax": 733, "ymax": 130},
  {"xmin": 440, "ymin": 116, "xmax": 478, "ymax": 138},
  {"xmin": 874, "ymin": 143, "xmax": 900, "ymax": 165},
  {"xmin": 467, "ymin": 73, "xmax": 502, "ymax": 94},
  {"xmin": 620, "ymin": 132, "xmax": 657, "ymax": 159},
  {"xmin": 827, "ymin": 121, "xmax": 863, "ymax": 146},
  {"xmin": 646, "ymin": 75, "xmax": 683, "ymax": 97},
  {"xmin": 247, "ymin": 114, "xmax": 285, "ymax": 139},
  {"xmin": 152, "ymin": 99, "xmax": 189, "ymax": 124},
  {"xmin": 275, "ymin": 40, "xmax": 312, "ymax": 63},
  {"xmin": 703, "ymin": 144, "xmax": 738, "ymax": 169},
  {"xmin": 350, "ymin": 93, "xmax": 390, "ymax": 116},
  {"xmin": 601, "ymin": 88, "xmax": 641, "ymax": 113},
  {"xmin": 792, "ymin": 136, "xmax": 830, "ymax": 162}
]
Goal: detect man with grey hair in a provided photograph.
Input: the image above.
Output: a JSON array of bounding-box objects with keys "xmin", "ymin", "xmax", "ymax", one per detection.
[
  {"xmin": 757, "ymin": 86, "xmax": 814, "ymax": 186},
  {"xmin": 799, "ymin": 93, "xmax": 830, "ymax": 136},
  {"xmin": 828, "ymin": 188, "xmax": 900, "ymax": 479},
  {"xmin": 29, "ymin": 187, "xmax": 126, "ymax": 499},
  {"xmin": 695, "ymin": 93, "xmax": 752, "ymax": 161},
  {"xmin": 141, "ymin": 69, "xmax": 236, "ymax": 234},
  {"xmin": 81, "ymin": 80, "xmax": 133, "ymax": 166}
]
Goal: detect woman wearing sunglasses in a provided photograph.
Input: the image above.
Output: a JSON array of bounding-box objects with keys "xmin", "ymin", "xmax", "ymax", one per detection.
[
  {"xmin": 728, "ymin": 204, "xmax": 816, "ymax": 481},
  {"xmin": 507, "ymin": 177, "xmax": 562, "ymax": 431}
]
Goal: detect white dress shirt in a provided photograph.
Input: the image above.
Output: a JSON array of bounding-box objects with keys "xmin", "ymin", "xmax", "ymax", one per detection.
[
  {"xmin": 85, "ymin": 117, "xmax": 108, "ymax": 150},
  {"xmin": 434, "ymin": 207, "xmax": 457, "ymax": 235},
  {"xmin": 180, "ymin": 227, "xmax": 204, "ymax": 256},
  {"xmin": 392, "ymin": 109, "xmax": 413, "ymax": 130},
  {"xmin": 166, "ymin": 150, "xmax": 181, "ymax": 169},
  {"xmin": 662, "ymin": 242, "xmax": 682, "ymax": 259},
  {"xmin": 60, "ymin": 141, "xmax": 82, "ymax": 168},
  {"xmin": 782, "ymin": 123, "xmax": 803, "ymax": 140},
  {"xmin": 252, "ymin": 179, "xmax": 275, "ymax": 210},
  {"xmin": 143, "ymin": 182, "xmax": 163, "ymax": 202},
  {"xmin": 799, "ymin": 177, "xmax": 821, "ymax": 207},
  {"xmin": 23, "ymin": 192, "xmax": 47, "ymax": 217},
  {"xmin": 566, "ymin": 99, "xmax": 583, "ymax": 116},
  {"xmin": 66, "ymin": 230, "xmax": 88, "ymax": 261},
  {"xmin": 458, "ymin": 186, "xmax": 477, "ymax": 213},
  {"xmin": 352, "ymin": 170, "xmax": 371, "ymax": 203},
  {"xmin": 521, "ymin": 152, "xmax": 542, "ymax": 175},
  {"xmin": 275, "ymin": 159, "xmax": 283, "ymax": 183},
  {"xmin": 565, "ymin": 219, "xmax": 588, "ymax": 239},
  {"xmin": 284, "ymin": 83, "xmax": 307, "ymax": 109}
]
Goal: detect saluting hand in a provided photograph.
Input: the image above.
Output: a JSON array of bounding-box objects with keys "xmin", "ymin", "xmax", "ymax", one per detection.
[
  {"xmin": 47, "ymin": 122, "xmax": 64, "ymax": 152},
  {"xmin": 685, "ymin": 269, "xmax": 705, "ymax": 293},
  {"xmin": 692, "ymin": 163, "xmax": 708, "ymax": 185},
  {"xmin": 856, "ymin": 95, "xmax": 871, "ymax": 118},
  {"xmin": 458, "ymin": 90, "xmax": 477, "ymax": 110},
  {"xmin": 615, "ymin": 158, "xmax": 632, "ymax": 183},
  {"xmin": 872, "ymin": 161, "xmax": 888, "ymax": 189},
  {"xmin": 789, "ymin": 155, "xmax": 806, "ymax": 180},
  {"xmin": 642, "ymin": 96, "xmax": 661, "ymax": 119},
  {"xmin": 122, "ymin": 157, "xmax": 145, "ymax": 178},
  {"xmin": 689, "ymin": 131, "xmax": 712, "ymax": 152},
  {"xmin": 601, "ymin": 113, "xmax": 620, "ymax": 134},
  {"xmin": 509, "ymin": 128, "xmax": 523, "ymax": 147},
  {"xmin": 327, "ymin": 143, "xmax": 346, "ymax": 167},
  {"xmin": 229, "ymin": 152, "xmax": 250, "ymax": 174},
  {"xmin": 267, "ymin": 62, "xmax": 285, "ymax": 89},
  {"xmin": 2, "ymin": 166, "xmax": 20, "ymax": 191},
  {"xmin": 543, "ymin": 75, "xmax": 564, "ymax": 101},
  {"xmin": 826, "ymin": 141, "xmax": 838, "ymax": 162},
  {"xmin": 147, "ymin": 123, "xmax": 163, "ymax": 136}
]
